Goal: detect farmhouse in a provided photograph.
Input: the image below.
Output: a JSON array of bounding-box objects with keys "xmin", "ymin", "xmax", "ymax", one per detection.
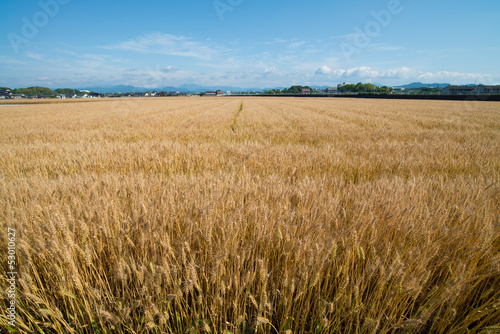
[
  {"xmin": 301, "ymin": 88, "xmax": 311, "ymax": 94},
  {"xmin": 442, "ymin": 86, "xmax": 477, "ymax": 95},
  {"xmin": 442, "ymin": 85, "xmax": 500, "ymax": 95},
  {"xmin": 476, "ymin": 85, "xmax": 500, "ymax": 95},
  {"xmin": 325, "ymin": 87, "xmax": 338, "ymax": 94},
  {"xmin": 0, "ymin": 89, "xmax": 12, "ymax": 99}
]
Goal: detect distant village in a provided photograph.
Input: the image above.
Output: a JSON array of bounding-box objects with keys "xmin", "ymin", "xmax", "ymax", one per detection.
[{"xmin": 1, "ymin": 83, "xmax": 500, "ymax": 100}]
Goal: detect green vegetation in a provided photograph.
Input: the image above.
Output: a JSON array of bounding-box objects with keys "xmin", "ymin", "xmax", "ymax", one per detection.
[
  {"xmin": 338, "ymin": 82, "xmax": 378, "ymax": 93},
  {"xmin": 406, "ymin": 87, "xmax": 444, "ymax": 95},
  {"xmin": 377, "ymin": 86, "xmax": 394, "ymax": 94},
  {"xmin": 266, "ymin": 89, "xmax": 282, "ymax": 95},
  {"xmin": 266, "ymin": 86, "xmax": 313, "ymax": 95},
  {"xmin": 0, "ymin": 87, "xmax": 98, "ymax": 98},
  {"xmin": 282, "ymin": 85, "xmax": 313, "ymax": 94},
  {"xmin": 12, "ymin": 87, "xmax": 56, "ymax": 97},
  {"xmin": 54, "ymin": 88, "xmax": 82, "ymax": 96}
]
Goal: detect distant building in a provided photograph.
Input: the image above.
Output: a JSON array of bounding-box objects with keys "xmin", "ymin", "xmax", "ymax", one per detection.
[
  {"xmin": 442, "ymin": 86, "xmax": 476, "ymax": 95},
  {"xmin": 476, "ymin": 85, "xmax": 500, "ymax": 95},
  {"xmin": 0, "ymin": 89, "xmax": 12, "ymax": 99},
  {"xmin": 440, "ymin": 85, "xmax": 500, "ymax": 95},
  {"xmin": 205, "ymin": 91, "xmax": 217, "ymax": 96},
  {"xmin": 301, "ymin": 88, "xmax": 311, "ymax": 94},
  {"xmin": 338, "ymin": 82, "xmax": 350, "ymax": 88},
  {"xmin": 325, "ymin": 87, "xmax": 338, "ymax": 94},
  {"xmin": 216, "ymin": 90, "xmax": 223, "ymax": 96}
]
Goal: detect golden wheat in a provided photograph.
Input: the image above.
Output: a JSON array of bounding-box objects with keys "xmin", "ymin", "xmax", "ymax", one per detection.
[{"xmin": 0, "ymin": 97, "xmax": 499, "ymax": 333}]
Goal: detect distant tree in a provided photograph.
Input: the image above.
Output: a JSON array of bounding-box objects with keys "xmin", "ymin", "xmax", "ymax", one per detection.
[
  {"xmin": 338, "ymin": 84, "xmax": 356, "ymax": 93},
  {"xmin": 282, "ymin": 85, "xmax": 312, "ymax": 94},
  {"xmin": 419, "ymin": 87, "xmax": 440, "ymax": 94},
  {"xmin": 55, "ymin": 88, "xmax": 81, "ymax": 95},
  {"xmin": 338, "ymin": 83, "xmax": 378, "ymax": 93},
  {"xmin": 15, "ymin": 87, "xmax": 55, "ymax": 97},
  {"xmin": 365, "ymin": 83, "xmax": 377, "ymax": 93},
  {"xmin": 266, "ymin": 89, "xmax": 283, "ymax": 95},
  {"xmin": 378, "ymin": 86, "xmax": 386, "ymax": 94},
  {"xmin": 378, "ymin": 86, "xmax": 393, "ymax": 94}
]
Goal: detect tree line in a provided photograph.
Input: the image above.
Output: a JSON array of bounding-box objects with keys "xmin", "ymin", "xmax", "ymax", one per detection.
[
  {"xmin": 265, "ymin": 84, "xmax": 397, "ymax": 95},
  {"xmin": 0, "ymin": 87, "xmax": 87, "ymax": 98}
]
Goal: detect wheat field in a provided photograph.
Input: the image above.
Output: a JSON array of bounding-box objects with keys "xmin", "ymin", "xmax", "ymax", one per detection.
[{"xmin": 0, "ymin": 97, "xmax": 499, "ymax": 333}]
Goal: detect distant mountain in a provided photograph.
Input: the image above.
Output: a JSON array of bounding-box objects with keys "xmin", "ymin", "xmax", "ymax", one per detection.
[
  {"xmin": 177, "ymin": 84, "xmax": 266, "ymax": 92},
  {"xmin": 79, "ymin": 84, "xmax": 267, "ymax": 94},
  {"xmin": 395, "ymin": 82, "xmax": 451, "ymax": 89},
  {"xmin": 178, "ymin": 83, "xmax": 209, "ymax": 92},
  {"xmin": 80, "ymin": 85, "xmax": 148, "ymax": 93}
]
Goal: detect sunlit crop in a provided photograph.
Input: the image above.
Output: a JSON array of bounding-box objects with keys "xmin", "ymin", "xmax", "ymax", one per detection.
[{"xmin": 1, "ymin": 97, "xmax": 499, "ymax": 333}]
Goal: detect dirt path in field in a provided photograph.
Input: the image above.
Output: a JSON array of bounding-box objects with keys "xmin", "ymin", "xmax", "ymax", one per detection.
[{"xmin": 230, "ymin": 100, "xmax": 244, "ymax": 133}]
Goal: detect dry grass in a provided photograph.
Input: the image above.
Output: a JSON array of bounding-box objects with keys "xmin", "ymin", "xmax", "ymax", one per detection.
[{"xmin": 0, "ymin": 97, "xmax": 499, "ymax": 333}]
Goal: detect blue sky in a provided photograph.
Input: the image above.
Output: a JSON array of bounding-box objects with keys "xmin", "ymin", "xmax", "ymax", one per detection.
[{"xmin": 1, "ymin": 0, "xmax": 499, "ymax": 89}]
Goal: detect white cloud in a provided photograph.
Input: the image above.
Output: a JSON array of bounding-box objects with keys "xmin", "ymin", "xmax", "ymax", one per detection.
[
  {"xmin": 161, "ymin": 66, "xmax": 178, "ymax": 73},
  {"xmin": 264, "ymin": 67, "xmax": 276, "ymax": 74},
  {"xmin": 289, "ymin": 41, "xmax": 306, "ymax": 49},
  {"xmin": 310, "ymin": 65, "xmax": 498, "ymax": 85},
  {"xmin": 102, "ymin": 32, "xmax": 223, "ymax": 59},
  {"xmin": 344, "ymin": 66, "xmax": 379, "ymax": 78},
  {"xmin": 315, "ymin": 66, "xmax": 418, "ymax": 80},
  {"xmin": 316, "ymin": 65, "xmax": 332, "ymax": 75},
  {"xmin": 0, "ymin": 55, "xmax": 26, "ymax": 65},
  {"xmin": 264, "ymin": 39, "xmax": 289, "ymax": 45},
  {"xmin": 25, "ymin": 52, "xmax": 45, "ymax": 60},
  {"xmin": 372, "ymin": 44, "xmax": 404, "ymax": 51},
  {"xmin": 417, "ymin": 71, "xmax": 493, "ymax": 84},
  {"xmin": 330, "ymin": 33, "xmax": 358, "ymax": 40},
  {"xmin": 382, "ymin": 67, "xmax": 412, "ymax": 78}
]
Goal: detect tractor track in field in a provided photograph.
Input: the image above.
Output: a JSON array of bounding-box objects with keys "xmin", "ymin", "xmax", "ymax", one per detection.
[{"xmin": 230, "ymin": 100, "xmax": 244, "ymax": 133}]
